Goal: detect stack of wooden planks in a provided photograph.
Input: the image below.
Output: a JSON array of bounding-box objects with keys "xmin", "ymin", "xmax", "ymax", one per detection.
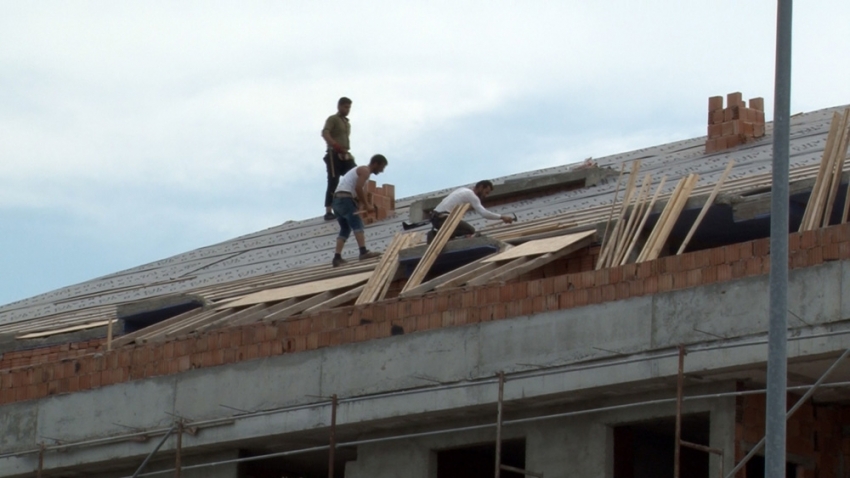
[
  {"xmin": 799, "ymin": 108, "xmax": 850, "ymax": 231},
  {"xmin": 636, "ymin": 174, "xmax": 699, "ymax": 262},
  {"xmin": 356, "ymin": 232, "xmax": 417, "ymax": 304}
]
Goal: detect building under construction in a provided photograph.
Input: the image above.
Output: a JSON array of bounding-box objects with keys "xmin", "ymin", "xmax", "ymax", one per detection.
[{"xmin": 1, "ymin": 95, "xmax": 850, "ymax": 478}]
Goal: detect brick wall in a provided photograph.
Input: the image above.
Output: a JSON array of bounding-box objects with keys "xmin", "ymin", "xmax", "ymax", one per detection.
[
  {"xmin": 2, "ymin": 224, "xmax": 850, "ymax": 405},
  {"xmin": 736, "ymin": 392, "xmax": 850, "ymax": 478}
]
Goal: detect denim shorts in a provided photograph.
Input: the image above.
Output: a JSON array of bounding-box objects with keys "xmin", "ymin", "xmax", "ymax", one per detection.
[{"xmin": 331, "ymin": 196, "xmax": 364, "ymax": 239}]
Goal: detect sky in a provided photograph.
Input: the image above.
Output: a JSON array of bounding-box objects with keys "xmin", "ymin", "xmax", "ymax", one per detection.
[{"xmin": 1, "ymin": 1, "xmax": 849, "ymax": 307}]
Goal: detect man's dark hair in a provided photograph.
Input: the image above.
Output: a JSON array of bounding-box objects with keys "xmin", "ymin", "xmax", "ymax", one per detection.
[
  {"xmin": 338, "ymin": 97, "xmax": 352, "ymax": 106},
  {"xmin": 475, "ymin": 180, "xmax": 494, "ymax": 190},
  {"xmin": 370, "ymin": 154, "xmax": 388, "ymax": 166}
]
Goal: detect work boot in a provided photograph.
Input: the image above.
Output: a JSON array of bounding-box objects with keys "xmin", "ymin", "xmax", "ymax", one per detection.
[
  {"xmin": 332, "ymin": 256, "xmax": 347, "ymax": 267},
  {"xmin": 359, "ymin": 251, "xmax": 380, "ymax": 261},
  {"xmin": 324, "ymin": 212, "xmax": 336, "ymax": 221}
]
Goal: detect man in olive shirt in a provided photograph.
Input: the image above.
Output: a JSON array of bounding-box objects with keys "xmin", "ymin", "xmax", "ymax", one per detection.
[{"xmin": 322, "ymin": 97, "xmax": 356, "ymax": 220}]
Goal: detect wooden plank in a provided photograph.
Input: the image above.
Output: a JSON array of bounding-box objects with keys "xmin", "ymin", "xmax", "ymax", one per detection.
[
  {"xmin": 483, "ymin": 230, "xmax": 596, "ymax": 263},
  {"xmin": 432, "ymin": 262, "xmax": 500, "ymax": 291},
  {"xmin": 677, "ymin": 160, "xmax": 735, "ymax": 254},
  {"xmin": 221, "ymin": 272, "xmax": 373, "ymax": 309},
  {"xmin": 401, "ymin": 203, "xmax": 471, "ymax": 293},
  {"xmin": 822, "ymin": 109, "xmax": 850, "ymax": 227},
  {"xmin": 621, "ymin": 176, "xmax": 667, "ymax": 266},
  {"xmin": 357, "ymin": 233, "xmax": 412, "ymax": 305},
  {"xmin": 17, "ymin": 320, "xmax": 113, "ymax": 340},
  {"xmin": 263, "ymin": 292, "xmax": 335, "ymax": 321},
  {"xmin": 637, "ymin": 176, "xmax": 687, "ymax": 263},
  {"xmin": 485, "ymin": 232, "xmax": 596, "ymax": 283},
  {"xmin": 610, "ymin": 174, "xmax": 652, "ymax": 267},
  {"xmin": 640, "ymin": 174, "xmax": 699, "ymax": 262},
  {"xmin": 401, "ymin": 259, "xmax": 497, "ymax": 295},
  {"xmin": 801, "ymin": 112, "xmax": 843, "ymax": 231},
  {"xmin": 598, "ymin": 162, "xmax": 627, "ymax": 254},
  {"xmin": 466, "ymin": 257, "xmax": 531, "ymax": 287},
  {"xmin": 302, "ymin": 285, "xmax": 366, "ymax": 314},
  {"xmin": 597, "ymin": 160, "xmax": 641, "ymax": 269},
  {"xmin": 111, "ymin": 307, "xmax": 207, "ymax": 348}
]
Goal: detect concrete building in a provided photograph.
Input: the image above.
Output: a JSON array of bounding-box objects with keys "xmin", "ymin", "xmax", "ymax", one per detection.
[{"xmin": 2, "ymin": 101, "xmax": 850, "ymax": 478}]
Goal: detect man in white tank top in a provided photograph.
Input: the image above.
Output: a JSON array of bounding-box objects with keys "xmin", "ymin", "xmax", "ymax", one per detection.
[{"xmin": 331, "ymin": 154, "xmax": 389, "ymax": 267}]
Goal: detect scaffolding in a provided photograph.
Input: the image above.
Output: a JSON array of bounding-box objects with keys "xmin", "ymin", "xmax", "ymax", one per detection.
[{"xmin": 8, "ymin": 326, "xmax": 849, "ymax": 478}]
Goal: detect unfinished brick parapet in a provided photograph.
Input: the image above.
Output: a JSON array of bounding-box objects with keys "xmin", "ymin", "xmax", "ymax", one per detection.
[
  {"xmin": 706, "ymin": 92, "xmax": 767, "ymax": 153},
  {"xmin": 736, "ymin": 391, "xmax": 850, "ymax": 478},
  {"xmin": 3, "ymin": 223, "xmax": 850, "ymax": 405}
]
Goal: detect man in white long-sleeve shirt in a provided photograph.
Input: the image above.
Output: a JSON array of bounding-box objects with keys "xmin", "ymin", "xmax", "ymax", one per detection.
[{"xmin": 429, "ymin": 180, "xmax": 514, "ymax": 242}]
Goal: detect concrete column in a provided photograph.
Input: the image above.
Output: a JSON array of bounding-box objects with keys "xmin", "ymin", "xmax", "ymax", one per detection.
[
  {"xmin": 526, "ymin": 416, "xmax": 609, "ymax": 478},
  {"xmin": 345, "ymin": 440, "xmax": 434, "ymax": 478}
]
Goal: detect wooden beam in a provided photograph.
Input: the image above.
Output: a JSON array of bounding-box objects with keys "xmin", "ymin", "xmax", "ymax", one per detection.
[
  {"xmin": 401, "ymin": 203, "xmax": 471, "ymax": 293},
  {"xmin": 485, "ymin": 233, "xmax": 596, "ymax": 284},
  {"xmin": 801, "ymin": 112, "xmax": 843, "ymax": 231},
  {"xmin": 111, "ymin": 307, "xmax": 207, "ymax": 348},
  {"xmin": 677, "ymin": 160, "xmax": 735, "ymax": 254},
  {"xmin": 610, "ymin": 174, "xmax": 652, "ymax": 267},
  {"xmin": 620, "ymin": 176, "xmax": 667, "ymax": 266},
  {"xmin": 466, "ymin": 257, "xmax": 531, "ymax": 287},
  {"xmin": 823, "ymin": 109, "xmax": 850, "ymax": 227},
  {"xmin": 357, "ymin": 233, "xmax": 412, "ymax": 305},
  {"xmin": 640, "ymin": 174, "xmax": 699, "ymax": 262},
  {"xmin": 597, "ymin": 160, "xmax": 641, "ymax": 269},
  {"xmin": 221, "ymin": 272, "xmax": 373, "ymax": 309},
  {"xmin": 432, "ymin": 262, "xmax": 500, "ymax": 291},
  {"xmin": 302, "ymin": 285, "xmax": 366, "ymax": 314},
  {"xmin": 263, "ymin": 292, "xmax": 335, "ymax": 321}
]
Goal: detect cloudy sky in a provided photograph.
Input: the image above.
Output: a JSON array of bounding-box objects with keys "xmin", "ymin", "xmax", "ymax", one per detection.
[{"xmin": 1, "ymin": 1, "xmax": 848, "ymax": 306}]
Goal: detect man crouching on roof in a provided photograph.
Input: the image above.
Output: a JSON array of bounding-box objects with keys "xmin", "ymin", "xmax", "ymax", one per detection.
[
  {"xmin": 331, "ymin": 154, "xmax": 388, "ymax": 267},
  {"xmin": 428, "ymin": 180, "xmax": 514, "ymax": 243}
]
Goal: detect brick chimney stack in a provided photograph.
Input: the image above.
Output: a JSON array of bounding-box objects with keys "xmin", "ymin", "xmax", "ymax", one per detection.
[{"xmin": 705, "ymin": 92, "xmax": 766, "ymax": 153}]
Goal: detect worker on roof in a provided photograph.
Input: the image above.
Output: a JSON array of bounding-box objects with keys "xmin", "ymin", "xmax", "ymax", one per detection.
[
  {"xmin": 428, "ymin": 180, "xmax": 514, "ymax": 243},
  {"xmin": 331, "ymin": 154, "xmax": 388, "ymax": 267},
  {"xmin": 322, "ymin": 97, "xmax": 356, "ymax": 221}
]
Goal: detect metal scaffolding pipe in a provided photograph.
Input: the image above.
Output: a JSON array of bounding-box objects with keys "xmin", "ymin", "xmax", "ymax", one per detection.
[
  {"xmin": 131, "ymin": 423, "xmax": 177, "ymax": 478},
  {"xmin": 119, "ymin": 380, "xmax": 850, "ymax": 478},
  {"xmin": 328, "ymin": 394, "xmax": 337, "ymax": 478},
  {"xmin": 674, "ymin": 345, "xmax": 685, "ymax": 478},
  {"xmin": 494, "ymin": 371, "xmax": 505, "ymax": 478}
]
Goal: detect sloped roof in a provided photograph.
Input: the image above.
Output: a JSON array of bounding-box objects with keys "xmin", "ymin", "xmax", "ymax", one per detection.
[{"xmin": 0, "ymin": 104, "xmax": 845, "ymax": 332}]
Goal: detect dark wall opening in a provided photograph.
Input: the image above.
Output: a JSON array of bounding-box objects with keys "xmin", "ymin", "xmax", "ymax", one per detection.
[
  {"xmin": 614, "ymin": 414, "xmax": 710, "ymax": 478},
  {"xmin": 237, "ymin": 447, "xmax": 355, "ymax": 478},
  {"xmin": 437, "ymin": 439, "xmax": 526, "ymax": 478},
  {"xmin": 745, "ymin": 455, "xmax": 798, "ymax": 478}
]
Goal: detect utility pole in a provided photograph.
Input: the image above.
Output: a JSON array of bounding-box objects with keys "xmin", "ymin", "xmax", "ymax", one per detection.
[{"xmin": 765, "ymin": 0, "xmax": 792, "ymax": 477}]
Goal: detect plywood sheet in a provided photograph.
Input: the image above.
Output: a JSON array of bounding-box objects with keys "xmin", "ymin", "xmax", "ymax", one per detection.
[
  {"xmin": 220, "ymin": 272, "xmax": 373, "ymax": 309},
  {"xmin": 483, "ymin": 230, "xmax": 596, "ymax": 263}
]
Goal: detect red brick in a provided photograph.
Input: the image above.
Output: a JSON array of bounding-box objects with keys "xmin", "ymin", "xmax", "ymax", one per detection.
[
  {"xmin": 708, "ymin": 95, "xmax": 724, "ymax": 112},
  {"xmin": 658, "ymin": 274, "xmax": 674, "ymax": 292}
]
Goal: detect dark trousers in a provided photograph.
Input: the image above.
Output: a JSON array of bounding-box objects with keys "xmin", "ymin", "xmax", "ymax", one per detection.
[
  {"xmin": 324, "ymin": 151, "xmax": 356, "ymax": 208},
  {"xmin": 430, "ymin": 212, "xmax": 476, "ymax": 238}
]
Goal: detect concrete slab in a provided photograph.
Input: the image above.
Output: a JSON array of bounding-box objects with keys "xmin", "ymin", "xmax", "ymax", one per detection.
[
  {"xmin": 319, "ymin": 325, "xmax": 480, "ymax": 397},
  {"xmin": 173, "ymin": 350, "xmax": 324, "ymax": 420},
  {"xmin": 36, "ymin": 376, "xmax": 176, "ymax": 443},
  {"xmin": 477, "ymin": 297, "xmax": 654, "ymax": 376},
  {"xmin": 0, "ymin": 401, "xmax": 37, "ymax": 453}
]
